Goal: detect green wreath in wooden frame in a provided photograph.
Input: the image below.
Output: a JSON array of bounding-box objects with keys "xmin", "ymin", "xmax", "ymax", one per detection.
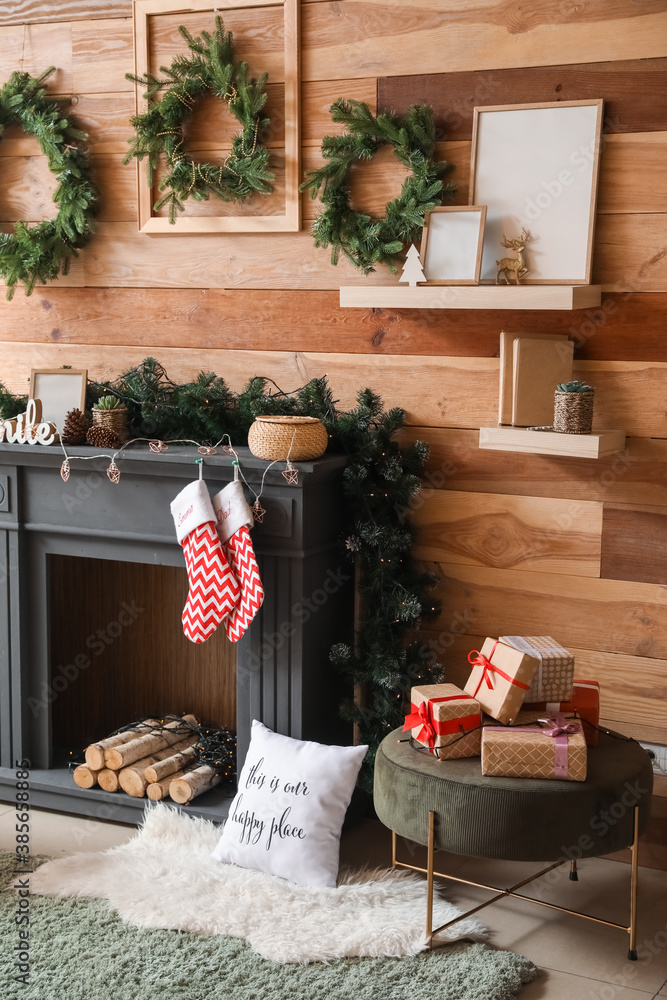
[
  {"xmin": 300, "ymin": 99, "xmax": 456, "ymax": 274},
  {"xmin": 0, "ymin": 67, "xmax": 97, "ymax": 300},
  {"xmin": 125, "ymin": 16, "xmax": 274, "ymax": 224}
]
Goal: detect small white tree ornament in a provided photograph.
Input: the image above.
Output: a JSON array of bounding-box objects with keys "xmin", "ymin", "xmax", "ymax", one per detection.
[{"xmin": 399, "ymin": 243, "xmax": 425, "ymax": 286}]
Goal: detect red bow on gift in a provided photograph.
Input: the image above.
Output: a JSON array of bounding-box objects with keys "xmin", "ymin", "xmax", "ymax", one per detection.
[
  {"xmin": 403, "ymin": 700, "xmax": 438, "ymax": 747},
  {"xmin": 468, "ymin": 642, "xmax": 531, "ymax": 698}
]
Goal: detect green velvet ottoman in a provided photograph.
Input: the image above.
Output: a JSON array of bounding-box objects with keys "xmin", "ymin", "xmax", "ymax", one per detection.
[{"xmin": 374, "ymin": 727, "xmax": 653, "ymax": 959}]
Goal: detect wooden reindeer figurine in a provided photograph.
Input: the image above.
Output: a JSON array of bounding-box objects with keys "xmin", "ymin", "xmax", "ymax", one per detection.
[{"xmin": 496, "ymin": 228, "xmax": 531, "ymax": 285}]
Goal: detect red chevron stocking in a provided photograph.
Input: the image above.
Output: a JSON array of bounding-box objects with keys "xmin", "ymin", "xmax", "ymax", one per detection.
[
  {"xmin": 171, "ymin": 480, "xmax": 240, "ymax": 644},
  {"xmin": 213, "ymin": 480, "xmax": 264, "ymax": 643}
]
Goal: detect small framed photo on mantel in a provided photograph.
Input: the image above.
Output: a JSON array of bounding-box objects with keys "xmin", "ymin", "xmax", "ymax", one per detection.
[
  {"xmin": 420, "ymin": 205, "xmax": 487, "ymax": 284},
  {"xmin": 30, "ymin": 369, "xmax": 87, "ymax": 439}
]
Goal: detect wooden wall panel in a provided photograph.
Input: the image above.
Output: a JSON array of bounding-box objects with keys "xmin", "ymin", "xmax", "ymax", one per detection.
[
  {"xmin": 377, "ymin": 59, "xmax": 667, "ymax": 140},
  {"xmin": 0, "ymin": 345, "xmax": 665, "ymax": 439},
  {"xmin": 421, "ymin": 632, "xmax": 667, "ymax": 743},
  {"xmin": 0, "ymin": 21, "xmax": 72, "ymax": 90},
  {"xmin": 0, "ymin": 289, "xmax": 664, "ymax": 365},
  {"xmin": 600, "ymin": 505, "xmax": 667, "ymax": 584},
  {"xmin": 425, "ymin": 563, "xmax": 667, "ymax": 659},
  {"xmin": 7, "ymin": 214, "xmax": 656, "ymax": 293},
  {"xmin": 71, "ymin": 18, "xmax": 132, "ymax": 95},
  {"xmin": 402, "ymin": 428, "xmax": 667, "ymax": 507},
  {"xmin": 412, "ymin": 490, "xmax": 602, "ymax": 576},
  {"xmin": 0, "ymin": 1, "xmax": 130, "ymax": 26},
  {"xmin": 592, "ymin": 214, "xmax": 667, "ymax": 291},
  {"xmin": 301, "ymin": 4, "xmax": 667, "ymax": 82}
]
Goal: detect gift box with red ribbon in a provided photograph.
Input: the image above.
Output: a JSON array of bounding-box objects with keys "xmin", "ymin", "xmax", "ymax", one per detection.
[
  {"xmin": 514, "ymin": 679, "xmax": 601, "ymax": 746},
  {"xmin": 481, "ymin": 713, "xmax": 588, "ymax": 781},
  {"xmin": 499, "ymin": 635, "xmax": 575, "ymax": 703},
  {"xmin": 464, "ymin": 637, "xmax": 539, "ymax": 725},
  {"xmin": 402, "ymin": 683, "xmax": 482, "ymax": 760}
]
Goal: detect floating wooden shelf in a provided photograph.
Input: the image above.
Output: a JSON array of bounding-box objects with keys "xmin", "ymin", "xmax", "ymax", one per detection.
[
  {"xmin": 479, "ymin": 426, "xmax": 626, "ymax": 459},
  {"xmin": 339, "ymin": 284, "xmax": 602, "ymax": 310}
]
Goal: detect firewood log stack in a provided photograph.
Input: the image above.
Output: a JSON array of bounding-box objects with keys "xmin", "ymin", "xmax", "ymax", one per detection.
[{"xmin": 74, "ymin": 714, "xmax": 223, "ymax": 803}]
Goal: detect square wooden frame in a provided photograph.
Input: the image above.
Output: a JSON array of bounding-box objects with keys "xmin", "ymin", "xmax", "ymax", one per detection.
[
  {"xmin": 131, "ymin": 0, "xmax": 301, "ymax": 233},
  {"xmin": 29, "ymin": 369, "xmax": 87, "ymax": 436},
  {"xmin": 420, "ymin": 205, "xmax": 487, "ymax": 285},
  {"xmin": 469, "ymin": 101, "xmax": 603, "ymax": 284}
]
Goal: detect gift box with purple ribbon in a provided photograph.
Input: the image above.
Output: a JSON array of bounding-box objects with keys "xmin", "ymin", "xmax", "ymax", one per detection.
[
  {"xmin": 403, "ymin": 683, "xmax": 482, "ymax": 760},
  {"xmin": 481, "ymin": 713, "xmax": 588, "ymax": 782}
]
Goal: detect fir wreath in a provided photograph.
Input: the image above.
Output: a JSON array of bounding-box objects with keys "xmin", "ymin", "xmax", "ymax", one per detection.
[
  {"xmin": 125, "ymin": 16, "xmax": 274, "ymax": 223},
  {"xmin": 0, "ymin": 68, "xmax": 97, "ymax": 300},
  {"xmin": 301, "ymin": 99, "xmax": 456, "ymax": 274}
]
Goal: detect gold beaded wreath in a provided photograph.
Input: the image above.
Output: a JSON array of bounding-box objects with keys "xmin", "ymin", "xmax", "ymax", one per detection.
[{"xmin": 124, "ymin": 16, "xmax": 274, "ymax": 223}]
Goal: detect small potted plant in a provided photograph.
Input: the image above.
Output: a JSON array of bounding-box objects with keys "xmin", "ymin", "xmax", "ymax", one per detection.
[
  {"xmin": 553, "ymin": 380, "xmax": 594, "ymax": 434},
  {"xmin": 92, "ymin": 394, "xmax": 129, "ymax": 442}
]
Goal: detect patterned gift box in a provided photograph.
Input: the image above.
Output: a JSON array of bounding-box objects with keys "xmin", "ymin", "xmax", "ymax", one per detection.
[
  {"xmin": 482, "ymin": 715, "xmax": 588, "ymax": 782},
  {"xmin": 499, "ymin": 635, "xmax": 575, "ymax": 703},
  {"xmin": 515, "ymin": 679, "xmax": 601, "ymax": 747},
  {"xmin": 402, "ymin": 683, "xmax": 482, "ymax": 760},
  {"xmin": 464, "ymin": 638, "xmax": 539, "ymax": 725}
]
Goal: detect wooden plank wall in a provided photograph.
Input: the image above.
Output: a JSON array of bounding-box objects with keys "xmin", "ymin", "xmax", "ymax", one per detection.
[{"xmin": 0, "ymin": 1, "xmax": 665, "ymax": 743}]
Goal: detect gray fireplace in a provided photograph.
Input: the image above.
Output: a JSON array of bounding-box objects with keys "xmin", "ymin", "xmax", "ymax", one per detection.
[{"xmin": 0, "ymin": 444, "xmax": 351, "ymax": 823}]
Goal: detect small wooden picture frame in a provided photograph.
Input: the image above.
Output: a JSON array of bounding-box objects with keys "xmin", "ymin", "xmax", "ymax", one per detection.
[
  {"xmin": 469, "ymin": 100, "xmax": 603, "ymax": 284},
  {"xmin": 30, "ymin": 369, "xmax": 87, "ymax": 437},
  {"xmin": 420, "ymin": 206, "xmax": 487, "ymax": 284}
]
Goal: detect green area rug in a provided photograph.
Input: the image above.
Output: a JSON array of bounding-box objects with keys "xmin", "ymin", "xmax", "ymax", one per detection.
[{"xmin": 0, "ymin": 850, "xmax": 537, "ymax": 1000}]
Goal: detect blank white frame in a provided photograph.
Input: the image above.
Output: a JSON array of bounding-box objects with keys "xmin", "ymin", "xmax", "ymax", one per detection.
[
  {"xmin": 470, "ymin": 101, "xmax": 603, "ymax": 284},
  {"xmin": 30, "ymin": 369, "xmax": 87, "ymax": 436},
  {"xmin": 420, "ymin": 206, "xmax": 487, "ymax": 284}
]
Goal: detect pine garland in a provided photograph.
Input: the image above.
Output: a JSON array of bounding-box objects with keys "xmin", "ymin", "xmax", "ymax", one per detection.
[
  {"xmin": 300, "ymin": 99, "xmax": 456, "ymax": 274},
  {"xmin": 125, "ymin": 16, "xmax": 274, "ymax": 223},
  {"xmin": 1, "ymin": 359, "xmax": 443, "ymax": 787},
  {"xmin": 0, "ymin": 68, "xmax": 97, "ymax": 299}
]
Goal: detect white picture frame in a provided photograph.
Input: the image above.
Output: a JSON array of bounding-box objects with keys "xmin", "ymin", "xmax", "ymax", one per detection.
[
  {"xmin": 420, "ymin": 206, "xmax": 487, "ymax": 284},
  {"xmin": 469, "ymin": 101, "xmax": 603, "ymax": 284},
  {"xmin": 30, "ymin": 369, "xmax": 87, "ymax": 437}
]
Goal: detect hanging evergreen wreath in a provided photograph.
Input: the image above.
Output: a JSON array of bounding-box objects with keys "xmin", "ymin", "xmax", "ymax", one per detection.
[
  {"xmin": 125, "ymin": 16, "xmax": 274, "ymax": 223},
  {"xmin": 0, "ymin": 67, "xmax": 97, "ymax": 300},
  {"xmin": 300, "ymin": 99, "xmax": 456, "ymax": 274}
]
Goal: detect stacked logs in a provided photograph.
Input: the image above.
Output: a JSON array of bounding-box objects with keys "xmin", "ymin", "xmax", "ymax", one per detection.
[{"xmin": 72, "ymin": 715, "xmax": 222, "ymax": 804}]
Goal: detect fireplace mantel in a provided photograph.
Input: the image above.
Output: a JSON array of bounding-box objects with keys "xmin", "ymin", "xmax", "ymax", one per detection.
[{"xmin": 0, "ymin": 443, "xmax": 351, "ymax": 823}]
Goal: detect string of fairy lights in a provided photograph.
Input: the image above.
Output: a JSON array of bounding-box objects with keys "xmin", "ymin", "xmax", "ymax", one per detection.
[{"xmin": 57, "ymin": 432, "xmax": 301, "ymax": 520}]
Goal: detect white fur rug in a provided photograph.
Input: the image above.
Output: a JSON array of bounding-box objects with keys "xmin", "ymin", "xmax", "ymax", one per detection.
[{"xmin": 27, "ymin": 804, "xmax": 486, "ymax": 963}]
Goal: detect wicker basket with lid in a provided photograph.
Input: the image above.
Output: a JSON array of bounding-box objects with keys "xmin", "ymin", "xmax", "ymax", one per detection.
[{"xmin": 247, "ymin": 415, "xmax": 329, "ymax": 461}]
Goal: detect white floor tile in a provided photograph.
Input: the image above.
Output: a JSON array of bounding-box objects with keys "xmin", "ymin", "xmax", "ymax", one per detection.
[
  {"xmin": 436, "ymin": 856, "xmax": 667, "ymax": 994},
  {"xmin": 0, "ymin": 806, "xmax": 135, "ymax": 858},
  {"xmin": 518, "ymin": 968, "xmax": 653, "ymax": 999}
]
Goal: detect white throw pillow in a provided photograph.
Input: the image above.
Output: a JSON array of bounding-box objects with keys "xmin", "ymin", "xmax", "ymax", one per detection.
[{"xmin": 211, "ymin": 721, "xmax": 368, "ymax": 888}]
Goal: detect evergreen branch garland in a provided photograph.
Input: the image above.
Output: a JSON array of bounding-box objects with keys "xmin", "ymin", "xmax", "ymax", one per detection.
[
  {"xmin": 0, "ymin": 68, "xmax": 97, "ymax": 299},
  {"xmin": 124, "ymin": 16, "xmax": 274, "ymax": 223},
  {"xmin": 300, "ymin": 99, "xmax": 456, "ymax": 275}
]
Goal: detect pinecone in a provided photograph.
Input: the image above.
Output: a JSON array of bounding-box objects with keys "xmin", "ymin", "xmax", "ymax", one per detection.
[
  {"xmin": 86, "ymin": 425, "xmax": 121, "ymax": 450},
  {"xmin": 61, "ymin": 408, "xmax": 89, "ymax": 445}
]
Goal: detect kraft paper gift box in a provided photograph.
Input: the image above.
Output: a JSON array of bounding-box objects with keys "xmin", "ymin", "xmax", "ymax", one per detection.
[
  {"xmin": 481, "ymin": 715, "xmax": 588, "ymax": 782},
  {"xmin": 498, "ymin": 635, "xmax": 575, "ymax": 703},
  {"xmin": 464, "ymin": 638, "xmax": 539, "ymax": 725},
  {"xmin": 515, "ymin": 679, "xmax": 601, "ymax": 747},
  {"xmin": 402, "ymin": 683, "xmax": 482, "ymax": 760}
]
